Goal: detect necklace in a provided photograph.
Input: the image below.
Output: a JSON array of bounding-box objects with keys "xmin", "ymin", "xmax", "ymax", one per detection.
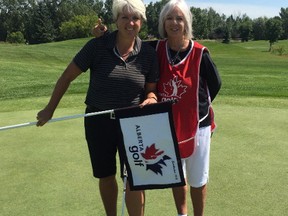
[
  {"xmin": 168, "ymin": 45, "xmax": 183, "ymax": 66},
  {"xmin": 168, "ymin": 48, "xmax": 182, "ymax": 66},
  {"xmin": 167, "ymin": 40, "xmax": 191, "ymax": 66}
]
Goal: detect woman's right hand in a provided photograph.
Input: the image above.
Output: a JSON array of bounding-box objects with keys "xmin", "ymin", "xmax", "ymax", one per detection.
[
  {"xmin": 36, "ymin": 108, "xmax": 54, "ymax": 127},
  {"xmin": 92, "ymin": 18, "xmax": 107, "ymax": 38}
]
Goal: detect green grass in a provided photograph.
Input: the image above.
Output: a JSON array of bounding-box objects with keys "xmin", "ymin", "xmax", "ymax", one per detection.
[
  {"xmin": 0, "ymin": 39, "xmax": 89, "ymax": 101},
  {"xmin": 1, "ymin": 39, "xmax": 288, "ymax": 215},
  {"xmin": 201, "ymin": 40, "xmax": 288, "ymax": 98}
]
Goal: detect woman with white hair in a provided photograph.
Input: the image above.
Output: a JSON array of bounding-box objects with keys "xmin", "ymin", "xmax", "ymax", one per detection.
[
  {"xmin": 156, "ymin": 1, "xmax": 221, "ymax": 215},
  {"xmin": 36, "ymin": 0, "xmax": 159, "ymax": 215}
]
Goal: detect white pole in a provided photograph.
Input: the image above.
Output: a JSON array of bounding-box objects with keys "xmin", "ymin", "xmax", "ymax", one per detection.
[
  {"xmin": 0, "ymin": 109, "xmax": 114, "ymax": 132},
  {"xmin": 121, "ymin": 176, "xmax": 127, "ymax": 216},
  {"xmin": 121, "ymin": 167, "xmax": 128, "ymax": 216}
]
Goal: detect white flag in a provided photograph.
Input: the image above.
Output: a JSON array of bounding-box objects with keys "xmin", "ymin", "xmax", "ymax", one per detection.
[{"xmin": 115, "ymin": 102, "xmax": 185, "ymax": 190}]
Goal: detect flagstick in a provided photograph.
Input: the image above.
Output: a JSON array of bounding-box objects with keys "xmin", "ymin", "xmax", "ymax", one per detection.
[
  {"xmin": 121, "ymin": 167, "xmax": 128, "ymax": 216},
  {"xmin": 0, "ymin": 109, "xmax": 114, "ymax": 132},
  {"xmin": 1, "ymin": 101, "xmax": 177, "ymax": 132}
]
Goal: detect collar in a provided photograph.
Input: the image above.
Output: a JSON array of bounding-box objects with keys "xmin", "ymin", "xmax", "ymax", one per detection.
[{"xmin": 105, "ymin": 30, "xmax": 142, "ymax": 56}]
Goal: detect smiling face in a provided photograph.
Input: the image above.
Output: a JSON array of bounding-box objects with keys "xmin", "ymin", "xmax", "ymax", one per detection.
[
  {"xmin": 164, "ymin": 6, "xmax": 186, "ymax": 39},
  {"xmin": 116, "ymin": 8, "xmax": 142, "ymax": 39}
]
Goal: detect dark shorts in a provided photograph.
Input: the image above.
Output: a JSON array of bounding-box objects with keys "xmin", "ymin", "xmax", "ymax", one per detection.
[{"xmin": 84, "ymin": 106, "xmax": 123, "ymax": 178}]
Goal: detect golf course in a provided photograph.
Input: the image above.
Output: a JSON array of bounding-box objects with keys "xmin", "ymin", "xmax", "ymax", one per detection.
[{"xmin": 1, "ymin": 38, "xmax": 287, "ymax": 215}]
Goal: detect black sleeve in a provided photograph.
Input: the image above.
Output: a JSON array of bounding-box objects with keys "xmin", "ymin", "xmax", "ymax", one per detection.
[
  {"xmin": 73, "ymin": 38, "xmax": 98, "ymax": 72},
  {"xmin": 144, "ymin": 40, "xmax": 158, "ymax": 50},
  {"xmin": 200, "ymin": 51, "xmax": 222, "ymax": 101}
]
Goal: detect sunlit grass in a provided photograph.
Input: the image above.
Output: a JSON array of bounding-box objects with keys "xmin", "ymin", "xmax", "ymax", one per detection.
[{"xmin": 1, "ymin": 39, "xmax": 288, "ymax": 215}]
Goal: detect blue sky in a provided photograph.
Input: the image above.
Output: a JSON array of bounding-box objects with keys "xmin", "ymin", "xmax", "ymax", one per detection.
[{"xmin": 144, "ymin": 0, "xmax": 288, "ymax": 18}]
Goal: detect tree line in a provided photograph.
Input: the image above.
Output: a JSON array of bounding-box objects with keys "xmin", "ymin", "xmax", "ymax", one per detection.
[{"xmin": 1, "ymin": 0, "xmax": 288, "ymax": 48}]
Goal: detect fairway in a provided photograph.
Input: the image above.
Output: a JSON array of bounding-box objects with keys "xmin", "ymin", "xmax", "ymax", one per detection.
[{"xmin": 1, "ymin": 39, "xmax": 288, "ymax": 215}]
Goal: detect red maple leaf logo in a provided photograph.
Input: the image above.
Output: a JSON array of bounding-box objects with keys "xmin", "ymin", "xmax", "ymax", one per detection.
[
  {"xmin": 141, "ymin": 144, "xmax": 164, "ymax": 160},
  {"xmin": 163, "ymin": 76, "xmax": 187, "ymax": 98}
]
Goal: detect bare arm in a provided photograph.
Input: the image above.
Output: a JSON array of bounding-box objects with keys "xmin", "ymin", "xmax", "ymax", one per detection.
[
  {"xmin": 139, "ymin": 82, "xmax": 158, "ymax": 107},
  {"xmin": 36, "ymin": 62, "xmax": 82, "ymax": 126}
]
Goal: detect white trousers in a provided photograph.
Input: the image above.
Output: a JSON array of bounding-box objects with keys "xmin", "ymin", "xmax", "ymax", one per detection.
[{"xmin": 181, "ymin": 126, "xmax": 211, "ymax": 188}]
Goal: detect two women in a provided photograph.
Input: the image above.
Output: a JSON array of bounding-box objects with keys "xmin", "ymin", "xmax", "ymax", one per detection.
[{"xmin": 94, "ymin": 1, "xmax": 221, "ymax": 215}]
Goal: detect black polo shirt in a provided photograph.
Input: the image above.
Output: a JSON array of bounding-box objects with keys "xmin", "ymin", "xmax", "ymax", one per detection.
[{"xmin": 73, "ymin": 31, "xmax": 159, "ymax": 110}]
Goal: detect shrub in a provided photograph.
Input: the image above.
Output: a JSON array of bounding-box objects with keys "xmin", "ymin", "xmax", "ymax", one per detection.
[
  {"xmin": 271, "ymin": 45, "xmax": 286, "ymax": 56},
  {"xmin": 60, "ymin": 15, "xmax": 98, "ymax": 40},
  {"xmin": 6, "ymin": 31, "xmax": 25, "ymax": 44}
]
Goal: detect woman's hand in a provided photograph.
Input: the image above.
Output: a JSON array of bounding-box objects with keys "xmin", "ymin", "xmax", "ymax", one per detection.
[
  {"xmin": 140, "ymin": 83, "xmax": 158, "ymax": 107},
  {"xmin": 92, "ymin": 18, "xmax": 107, "ymax": 38},
  {"xmin": 139, "ymin": 96, "xmax": 158, "ymax": 108},
  {"xmin": 36, "ymin": 108, "xmax": 54, "ymax": 127}
]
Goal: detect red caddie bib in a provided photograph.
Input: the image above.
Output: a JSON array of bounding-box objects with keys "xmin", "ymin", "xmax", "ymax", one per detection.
[{"xmin": 156, "ymin": 40, "xmax": 207, "ymax": 158}]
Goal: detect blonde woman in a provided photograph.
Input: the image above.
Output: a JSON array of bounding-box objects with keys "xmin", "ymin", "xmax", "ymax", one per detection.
[{"xmin": 37, "ymin": 0, "xmax": 159, "ymax": 215}]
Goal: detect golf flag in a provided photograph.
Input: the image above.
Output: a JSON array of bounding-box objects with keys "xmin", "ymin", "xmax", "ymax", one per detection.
[{"xmin": 114, "ymin": 101, "xmax": 185, "ymax": 191}]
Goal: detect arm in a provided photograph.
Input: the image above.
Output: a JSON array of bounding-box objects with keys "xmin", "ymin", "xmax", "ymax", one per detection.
[
  {"xmin": 139, "ymin": 82, "xmax": 158, "ymax": 107},
  {"xmin": 146, "ymin": 82, "xmax": 158, "ymax": 101},
  {"xmin": 36, "ymin": 62, "xmax": 82, "ymax": 126},
  {"xmin": 201, "ymin": 52, "xmax": 222, "ymax": 101},
  {"xmin": 139, "ymin": 45, "xmax": 160, "ymax": 107}
]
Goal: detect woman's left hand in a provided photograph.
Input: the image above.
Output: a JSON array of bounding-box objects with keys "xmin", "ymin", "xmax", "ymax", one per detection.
[{"xmin": 139, "ymin": 97, "xmax": 157, "ymax": 108}]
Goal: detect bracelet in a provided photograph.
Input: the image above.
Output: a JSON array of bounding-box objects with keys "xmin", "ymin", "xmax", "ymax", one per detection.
[{"xmin": 147, "ymin": 96, "xmax": 158, "ymax": 101}]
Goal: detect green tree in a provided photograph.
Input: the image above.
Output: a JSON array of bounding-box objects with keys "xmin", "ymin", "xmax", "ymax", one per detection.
[
  {"xmin": 239, "ymin": 16, "xmax": 253, "ymax": 42},
  {"xmin": 2, "ymin": 0, "xmax": 287, "ymax": 44},
  {"xmin": 146, "ymin": 0, "xmax": 168, "ymax": 38},
  {"xmin": 60, "ymin": 15, "xmax": 98, "ymax": 39},
  {"xmin": 92, "ymin": 0, "xmax": 105, "ymax": 27},
  {"xmin": 265, "ymin": 17, "xmax": 283, "ymax": 51},
  {"xmin": 252, "ymin": 17, "xmax": 267, "ymax": 40},
  {"xmin": 232, "ymin": 16, "xmax": 242, "ymax": 39},
  {"xmin": 92, "ymin": 0, "xmax": 104, "ymax": 14},
  {"xmin": 27, "ymin": 1, "xmax": 56, "ymax": 44},
  {"xmin": 206, "ymin": 7, "xmax": 224, "ymax": 39},
  {"xmin": 0, "ymin": 13, "xmax": 7, "ymax": 41},
  {"xmin": 138, "ymin": 22, "xmax": 148, "ymax": 39},
  {"xmin": 0, "ymin": 0, "xmax": 29, "ymax": 41},
  {"xmin": 98, "ymin": 0, "xmax": 113, "ymax": 27},
  {"xmin": 191, "ymin": 7, "xmax": 208, "ymax": 39},
  {"xmin": 279, "ymin": 7, "xmax": 288, "ymax": 39},
  {"xmin": 44, "ymin": 0, "xmax": 95, "ymax": 41},
  {"xmin": 191, "ymin": 7, "xmax": 225, "ymax": 39},
  {"xmin": 222, "ymin": 16, "xmax": 233, "ymax": 43}
]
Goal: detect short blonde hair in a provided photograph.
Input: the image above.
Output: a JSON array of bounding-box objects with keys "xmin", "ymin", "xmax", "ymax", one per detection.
[
  {"xmin": 158, "ymin": 0, "xmax": 193, "ymax": 39},
  {"xmin": 112, "ymin": 0, "xmax": 147, "ymax": 22}
]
